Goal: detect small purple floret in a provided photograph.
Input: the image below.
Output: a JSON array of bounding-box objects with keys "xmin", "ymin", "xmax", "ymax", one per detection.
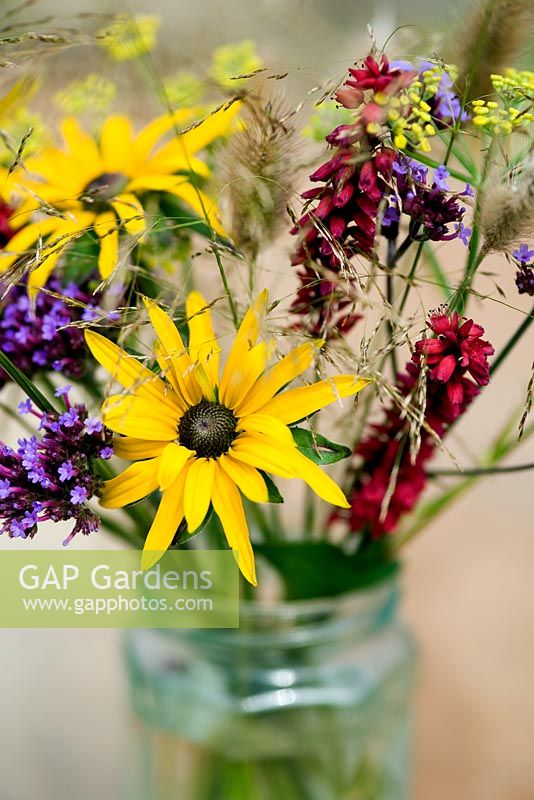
[{"xmin": 0, "ymin": 394, "xmax": 112, "ymax": 543}]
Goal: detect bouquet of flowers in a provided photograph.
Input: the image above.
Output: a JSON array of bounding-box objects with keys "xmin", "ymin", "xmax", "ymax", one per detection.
[{"xmin": 0, "ymin": 2, "xmax": 532, "ymax": 795}]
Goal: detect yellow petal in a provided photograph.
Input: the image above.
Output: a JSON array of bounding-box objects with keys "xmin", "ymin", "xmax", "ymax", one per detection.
[
  {"xmin": 84, "ymin": 330, "xmax": 178, "ymax": 410},
  {"xmin": 230, "ymin": 435, "xmax": 295, "ymax": 479},
  {"xmin": 113, "ymin": 437, "xmax": 167, "ymax": 461},
  {"xmin": 60, "ymin": 117, "xmax": 102, "ymax": 171},
  {"xmin": 141, "ymin": 468, "xmax": 189, "ymax": 569},
  {"xmin": 258, "ymin": 376, "xmax": 371, "ymax": 424},
  {"xmin": 28, "ymin": 214, "xmax": 93, "ymax": 293},
  {"xmin": 100, "ymin": 458, "xmax": 160, "ymax": 509},
  {"xmin": 166, "ymin": 182, "xmax": 226, "ymax": 237},
  {"xmin": 183, "ymin": 457, "xmax": 215, "ymax": 532},
  {"xmin": 142, "ymin": 144, "xmax": 210, "ymax": 178},
  {"xmin": 94, "ymin": 211, "xmax": 117, "ymax": 238},
  {"xmin": 127, "ymin": 173, "xmax": 187, "ymax": 192},
  {"xmin": 0, "ymin": 217, "xmax": 59, "ymax": 272},
  {"xmin": 27, "ymin": 248, "xmax": 63, "ymax": 300},
  {"xmin": 212, "ymin": 462, "xmax": 256, "ymax": 586},
  {"xmin": 157, "ymin": 442, "xmax": 194, "ymax": 490},
  {"xmin": 102, "ymin": 394, "xmax": 180, "ymax": 440},
  {"xmin": 284, "ymin": 447, "xmax": 349, "ymax": 508},
  {"xmin": 98, "ymin": 236, "xmax": 119, "ymax": 280},
  {"xmin": 219, "ymin": 454, "xmax": 268, "ymax": 503},
  {"xmin": 152, "ymin": 340, "xmax": 187, "ymax": 413},
  {"xmin": 238, "ymin": 413, "xmax": 294, "ymax": 447},
  {"xmin": 111, "ymin": 193, "xmax": 145, "ymax": 235},
  {"xmin": 94, "ymin": 211, "xmax": 119, "ymax": 278},
  {"xmin": 192, "ymin": 361, "xmax": 216, "ymax": 402},
  {"xmin": 100, "ymin": 115, "xmax": 134, "ymax": 173},
  {"xmin": 185, "ymin": 290, "xmax": 220, "ymax": 388},
  {"xmin": 133, "ymin": 108, "xmax": 198, "ymax": 163},
  {"xmin": 219, "ymin": 289, "xmax": 268, "ymax": 400},
  {"xmin": 179, "ymin": 101, "xmax": 242, "ymax": 155},
  {"xmin": 220, "ymin": 340, "xmax": 273, "ymax": 411},
  {"xmin": 0, "ymin": 76, "xmax": 37, "ymax": 123},
  {"xmin": 235, "ymin": 340, "xmax": 324, "ymax": 416},
  {"xmin": 142, "ymin": 296, "xmax": 202, "ymax": 406},
  {"xmin": 23, "ymin": 150, "xmax": 83, "ymax": 196}
]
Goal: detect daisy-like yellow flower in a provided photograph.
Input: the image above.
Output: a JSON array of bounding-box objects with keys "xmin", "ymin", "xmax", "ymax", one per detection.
[
  {"xmin": 1, "ymin": 103, "xmax": 240, "ymax": 295},
  {"xmin": 85, "ymin": 291, "xmax": 369, "ymax": 585}
]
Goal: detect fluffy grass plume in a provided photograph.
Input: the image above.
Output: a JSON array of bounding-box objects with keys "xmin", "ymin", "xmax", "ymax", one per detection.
[
  {"xmin": 480, "ymin": 161, "xmax": 534, "ymax": 254},
  {"xmin": 222, "ymin": 97, "xmax": 297, "ymax": 263},
  {"xmin": 446, "ymin": 0, "xmax": 534, "ymax": 100}
]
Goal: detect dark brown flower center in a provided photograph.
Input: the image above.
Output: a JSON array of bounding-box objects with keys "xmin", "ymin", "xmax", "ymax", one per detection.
[
  {"xmin": 81, "ymin": 172, "xmax": 128, "ymax": 209},
  {"xmin": 178, "ymin": 401, "xmax": 237, "ymax": 458}
]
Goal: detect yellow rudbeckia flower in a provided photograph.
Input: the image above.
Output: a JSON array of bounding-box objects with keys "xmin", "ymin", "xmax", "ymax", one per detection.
[
  {"xmin": 1, "ymin": 103, "xmax": 240, "ymax": 295},
  {"xmin": 85, "ymin": 291, "xmax": 369, "ymax": 585}
]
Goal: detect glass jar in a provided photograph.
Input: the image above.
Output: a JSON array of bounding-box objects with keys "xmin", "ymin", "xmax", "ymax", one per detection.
[{"xmin": 124, "ymin": 579, "xmax": 416, "ymax": 799}]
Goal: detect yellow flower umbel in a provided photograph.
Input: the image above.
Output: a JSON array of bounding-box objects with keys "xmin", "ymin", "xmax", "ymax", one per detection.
[
  {"xmin": 97, "ymin": 15, "xmax": 160, "ymax": 62},
  {"xmin": 2, "ymin": 104, "xmax": 239, "ymax": 295},
  {"xmin": 470, "ymin": 69, "xmax": 534, "ymax": 136},
  {"xmin": 85, "ymin": 291, "xmax": 369, "ymax": 585}
]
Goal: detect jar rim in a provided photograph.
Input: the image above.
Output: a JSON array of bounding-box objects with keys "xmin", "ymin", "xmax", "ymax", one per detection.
[
  {"xmin": 160, "ymin": 574, "xmax": 401, "ymax": 651},
  {"xmin": 237, "ymin": 574, "xmax": 399, "ymax": 623}
]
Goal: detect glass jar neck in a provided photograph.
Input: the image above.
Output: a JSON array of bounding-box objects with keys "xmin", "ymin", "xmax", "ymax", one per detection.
[{"xmin": 173, "ymin": 578, "xmax": 400, "ymax": 665}]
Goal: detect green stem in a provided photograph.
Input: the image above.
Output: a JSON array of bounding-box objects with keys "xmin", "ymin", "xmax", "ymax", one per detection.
[
  {"xmin": 99, "ymin": 512, "xmax": 145, "ymax": 547},
  {"xmin": 404, "ymin": 149, "xmax": 474, "ymax": 185},
  {"xmin": 245, "ymin": 500, "xmax": 281, "ymax": 543},
  {"xmin": 428, "ymin": 461, "xmax": 534, "ymax": 477},
  {"xmin": 443, "ymin": 0, "xmax": 497, "ymax": 165},
  {"xmin": 302, "ymin": 484, "xmax": 316, "ymax": 537},
  {"xmin": 491, "ymin": 303, "xmax": 534, "ymax": 377},
  {"xmin": 398, "ymin": 241, "xmax": 425, "ymax": 316},
  {"xmin": 450, "ymin": 137, "xmax": 497, "ymax": 313},
  {"xmin": 182, "ymin": 254, "xmax": 196, "ymax": 294},
  {"xmin": 210, "ymin": 243, "xmax": 239, "ymax": 329},
  {"xmin": 248, "ymin": 255, "xmax": 257, "ymax": 297},
  {"xmin": 386, "ymin": 238, "xmax": 399, "ymax": 378},
  {"xmin": 95, "ymin": 458, "xmax": 155, "ymax": 533},
  {"xmin": 394, "ymin": 416, "xmax": 534, "ymax": 549},
  {"xmin": 79, "ymin": 371, "xmax": 104, "ymax": 404},
  {"xmin": 450, "ymin": 246, "xmax": 485, "ymax": 313},
  {"xmin": 0, "ymin": 352, "xmax": 57, "ymax": 414},
  {"xmin": 393, "ymin": 232, "xmax": 416, "ymax": 263}
]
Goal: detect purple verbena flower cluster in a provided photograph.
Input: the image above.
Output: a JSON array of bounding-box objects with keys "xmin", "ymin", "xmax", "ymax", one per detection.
[
  {"xmin": 384, "ymin": 158, "xmax": 471, "ymax": 244},
  {"xmin": 0, "ymin": 276, "xmax": 118, "ymax": 388},
  {"xmin": 0, "ymin": 388, "xmax": 112, "ymax": 545},
  {"xmin": 512, "ymin": 244, "xmax": 534, "ymax": 296}
]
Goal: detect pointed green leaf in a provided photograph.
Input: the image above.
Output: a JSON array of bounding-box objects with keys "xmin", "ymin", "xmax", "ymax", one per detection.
[
  {"xmin": 259, "ymin": 471, "xmax": 284, "ymax": 503},
  {"xmin": 255, "ymin": 539, "xmax": 398, "ymax": 600},
  {"xmin": 291, "ymin": 426, "xmax": 352, "ymax": 465},
  {"xmin": 0, "ymin": 349, "xmax": 57, "ymax": 414}
]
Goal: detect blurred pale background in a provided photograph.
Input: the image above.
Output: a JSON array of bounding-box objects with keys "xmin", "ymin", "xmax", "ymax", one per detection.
[{"xmin": 1, "ymin": 1, "xmax": 533, "ymax": 798}]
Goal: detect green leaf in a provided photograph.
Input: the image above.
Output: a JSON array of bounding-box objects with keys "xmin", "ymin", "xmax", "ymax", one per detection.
[
  {"xmin": 174, "ymin": 506, "xmax": 215, "ymax": 546},
  {"xmin": 0, "ymin": 350, "xmax": 57, "ymax": 414},
  {"xmin": 403, "ymin": 149, "xmax": 473, "ymax": 185},
  {"xmin": 255, "ymin": 539, "xmax": 398, "ymax": 600},
  {"xmin": 62, "ymin": 231, "xmax": 99, "ymax": 284},
  {"xmin": 259, "ymin": 471, "xmax": 284, "ymax": 503},
  {"xmin": 159, "ymin": 193, "xmax": 225, "ymax": 243},
  {"xmin": 291, "ymin": 426, "xmax": 352, "ymax": 465}
]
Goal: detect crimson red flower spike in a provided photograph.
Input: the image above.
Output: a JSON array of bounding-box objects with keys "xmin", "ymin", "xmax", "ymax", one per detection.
[
  {"xmin": 289, "ymin": 53, "xmax": 404, "ymax": 338},
  {"xmin": 0, "ymin": 199, "xmax": 16, "ymax": 247},
  {"xmin": 414, "ymin": 311, "xmax": 494, "ymax": 412},
  {"xmin": 333, "ymin": 311, "xmax": 494, "ymax": 537}
]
